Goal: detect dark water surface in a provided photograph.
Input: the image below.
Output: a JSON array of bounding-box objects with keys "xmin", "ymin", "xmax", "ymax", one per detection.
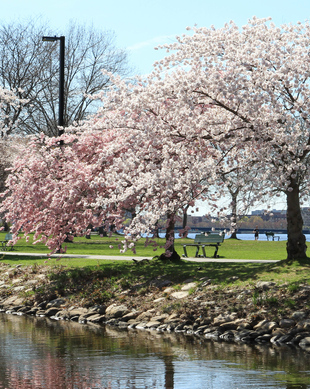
[{"xmin": 0, "ymin": 314, "xmax": 310, "ymax": 388}]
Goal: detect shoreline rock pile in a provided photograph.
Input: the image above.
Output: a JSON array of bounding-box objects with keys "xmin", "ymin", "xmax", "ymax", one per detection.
[{"xmin": 1, "ymin": 291, "xmax": 310, "ymax": 352}]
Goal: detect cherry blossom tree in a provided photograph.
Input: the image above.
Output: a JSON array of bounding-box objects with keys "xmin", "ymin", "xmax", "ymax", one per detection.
[
  {"xmin": 0, "ymin": 130, "xmax": 128, "ymax": 252},
  {"xmin": 1, "ymin": 93, "xmax": 223, "ymax": 256},
  {"xmin": 150, "ymin": 17, "xmax": 310, "ymax": 259}
]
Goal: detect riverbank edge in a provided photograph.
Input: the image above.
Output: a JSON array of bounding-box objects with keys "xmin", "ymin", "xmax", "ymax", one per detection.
[{"xmin": 0, "ymin": 262, "xmax": 310, "ymax": 352}]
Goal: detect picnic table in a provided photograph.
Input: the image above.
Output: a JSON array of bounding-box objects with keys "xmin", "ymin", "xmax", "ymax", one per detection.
[
  {"xmin": 182, "ymin": 233, "xmax": 225, "ymax": 258},
  {"xmin": 265, "ymin": 231, "xmax": 280, "ymax": 241},
  {"xmin": 1, "ymin": 233, "xmax": 13, "ymax": 251}
]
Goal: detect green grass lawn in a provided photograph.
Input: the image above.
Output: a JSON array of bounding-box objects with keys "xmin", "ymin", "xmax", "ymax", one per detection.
[
  {"xmin": 1, "ymin": 232, "xmax": 309, "ymax": 292},
  {"xmin": 1, "ymin": 231, "xmax": 288, "ymax": 261}
]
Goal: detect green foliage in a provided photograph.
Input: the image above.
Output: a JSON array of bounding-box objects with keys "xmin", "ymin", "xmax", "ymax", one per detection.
[
  {"xmin": 252, "ymin": 289, "xmax": 260, "ymax": 306},
  {"xmin": 284, "ymin": 299, "xmax": 296, "ymax": 308},
  {"xmin": 288, "ymin": 283, "xmax": 300, "ymax": 293}
]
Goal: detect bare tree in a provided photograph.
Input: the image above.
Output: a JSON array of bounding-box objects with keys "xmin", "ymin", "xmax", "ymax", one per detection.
[{"xmin": 0, "ymin": 19, "xmax": 130, "ymax": 136}]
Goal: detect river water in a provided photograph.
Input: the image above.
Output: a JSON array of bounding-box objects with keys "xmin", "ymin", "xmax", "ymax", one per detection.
[
  {"xmin": 176, "ymin": 233, "xmax": 310, "ymax": 241},
  {"xmin": 0, "ymin": 314, "xmax": 310, "ymax": 389}
]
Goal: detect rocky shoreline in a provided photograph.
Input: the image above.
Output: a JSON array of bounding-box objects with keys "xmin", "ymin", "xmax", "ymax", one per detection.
[{"xmin": 1, "ymin": 262, "xmax": 310, "ymax": 352}]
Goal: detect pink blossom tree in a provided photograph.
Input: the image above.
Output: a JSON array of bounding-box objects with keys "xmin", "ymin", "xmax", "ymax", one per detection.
[
  {"xmin": 0, "ymin": 130, "xmax": 127, "ymax": 252},
  {"xmin": 1, "ymin": 92, "xmax": 224, "ymax": 256}
]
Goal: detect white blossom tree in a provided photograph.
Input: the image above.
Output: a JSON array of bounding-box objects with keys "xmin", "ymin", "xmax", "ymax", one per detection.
[{"xmin": 151, "ymin": 17, "xmax": 310, "ymax": 259}]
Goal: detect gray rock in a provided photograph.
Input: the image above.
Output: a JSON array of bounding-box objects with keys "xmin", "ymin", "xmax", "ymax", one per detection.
[
  {"xmin": 79, "ymin": 312, "xmax": 103, "ymax": 321},
  {"xmin": 68, "ymin": 307, "xmax": 88, "ymax": 317},
  {"xmin": 157, "ymin": 324, "xmax": 168, "ymax": 331},
  {"xmin": 26, "ymin": 307, "xmax": 39, "ymax": 315},
  {"xmin": 297, "ymin": 319, "xmax": 310, "ymax": 331},
  {"xmin": 88, "ymin": 305, "xmax": 106, "ymax": 315},
  {"xmin": 70, "ymin": 315, "xmax": 80, "ymax": 322},
  {"xmin": 12, "ymin": 286, "xmax": 26, "ymax": 292},
  {"xmin": 219, "ymin": 321, "xmax": 238, "ymax": 331},
  {"xmin": 279, "ymin": 318, "xmax": 295, "ymax": 328},
  {"xmin": 46, "ymin": 298, "xmax": 66, "ymax": 308},
  {"xmin": 213, "ymin": 313, "xmax": 238, "ymax": 325},
  {"xmin": 145, "ymin": 321, "xmax": 161, "ymax": 329},
  {"xmin": 235, "ymin": 329, "xmax": 258, "ymax": 343},
  {"xmin": 181, "ymin": 282, "xmax": 197, "ymax": 291},
  {"xmin": 153, "ymin": 297, "xmax": 166, "ymax": 303},
  {"xmin": 290, "ymin": 333, "xmax": 310, "ymax": 345},
  {"xmin": 256, "ymin": 281, "xmax": 276, "ymax": 290},
  {"xmin": 86, "ymin": 314, "xmax": 106, "ymax": 323},
  {"xmin": 152, "ymin": 314, "xmax": 169, "ymax": 322},
  {"xmin": 2, "ymin": 295, "xmax": 25, "ymax": 306},
  {"xmin": 44, "ymin": 307, "xmax": 62, "ymax": 317},
  {"xmin": 136, "ymin": 311, "xmax": 153, "ymax": 321},
  {"xmin": 25, "ymin": 279, "xmax": 38, "ymax": 285},
  {"xmin": 121, "ymin": 311, "xmax": 141, "ymax": 322},
  {"xmin": 299, "ymin": 337, "xmax": 310, "ymax": 350},
  {"xmin": 204, "ymin": 330, "xmax": 222, "ymax": 340},
  {"xmin": 171, "ymin": 291, "xmax": 189, "ymax": 299},
  {"xmin": 291, "ymin": 311, "xmax": 307, "ymax": 321},
  {"xmin": 135, "ymin": 322, "xmax": 148, "ymax": 330},
  {"xmin": 255, "ymin": 333, "xmax": 273, "ymax": 343},
  {"xmin": 201, "ymin": 279, "xmax": 212, "ymax": 287},
  {"xmin": 253, "ymin": 320, "xmax": 278, "ymax": 332},
  {"xmin": 200, "ymin": 300, "xmax": 216, "ymax": 306},
  {"xmin": 163, "ymin": 287, "xmax": 174, "ymax": 294},
  {"xmin": 55, "ymin": 310, "xmax": 70, "ymax": 320},
  {"xmin": 219, "ymin": 330, "xmax": 236, "ymax": 341},
  {"xmin": 105, "ymin": 304, "xmax": 129, "ymax": 318},
  {"xmin": 118, "ymin": 321, "xmax": 129, "ymax": 329},
  {"xmin": 276, "ymin": 334, "xmax": 294, "ymax": 344},
  {"xmin": 11, "ymin": 278, "xmax": 23, "ymax": 285}
]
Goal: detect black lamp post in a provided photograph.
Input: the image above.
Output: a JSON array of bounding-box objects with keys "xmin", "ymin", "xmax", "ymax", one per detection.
[{"xmin": 42, "ymin": 36, "xmax": 65, "ymax": 136}]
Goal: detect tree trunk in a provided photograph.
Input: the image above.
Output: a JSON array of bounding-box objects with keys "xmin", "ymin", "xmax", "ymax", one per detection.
[
  {"xmin": 182, "ymin": 205, "xmax": 190, "ymax": 238},
  {"xmin": 158, "ymin": 213, "xmax": 180, "ymax": 261},
  {"xmin": 165, "ymin": 213, "xmax": 175, "ymax": 256},
  {"xmin": 286, "ymin": 180, "xmax": 307, "ymax": 259},
  {"xmin": 229, "ymin": 191, "xmax": 239, "ymax": 239},
  {"xmin": 152, "ymin": 221, "xmax": 160, "ymax": 238},
  {"xmin": 182, "ymin": 210, "xmax": 188, "ymax": 230}
]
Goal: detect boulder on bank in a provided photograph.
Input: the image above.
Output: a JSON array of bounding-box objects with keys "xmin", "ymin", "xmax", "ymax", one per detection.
[{"xmin": 105, "ymin": 304, "xmax": 129, "ymax": 318}]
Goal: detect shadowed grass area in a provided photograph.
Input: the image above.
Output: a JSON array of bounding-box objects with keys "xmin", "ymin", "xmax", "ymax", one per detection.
[
  {"xmin": 1, "ymin": 255, "xmax": 309, "ymax": 304},
  {"xmin": 1, "ymin": 232, "xmax": 288, "ymax": 261},
  {"xmin": 0, "ymin": 230, "xmax": 309, "ymax": 308}
]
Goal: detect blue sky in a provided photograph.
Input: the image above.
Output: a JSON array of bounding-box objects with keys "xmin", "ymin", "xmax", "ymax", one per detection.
[{"xmin": 1, "ymin": 0, "xmax": 310, "ymax": 75}]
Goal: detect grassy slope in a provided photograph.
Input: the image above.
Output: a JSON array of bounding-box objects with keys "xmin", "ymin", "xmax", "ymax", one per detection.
[{"xmin": 1, "ymin": 232, "xmax": 309, "ymax": 310}]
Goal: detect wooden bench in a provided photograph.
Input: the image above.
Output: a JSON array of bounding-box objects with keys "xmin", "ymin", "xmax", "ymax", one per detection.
[
  {"xmin": 1, "ymin": 233, "xmax": 14, "ymax": 251},
  {"xmin": 183, "ymin": 233, "xmax": 225, "ymax": 258},
  {"xmin": 265, "ymin": 232, "xmax": 280, "ymax": 241}
]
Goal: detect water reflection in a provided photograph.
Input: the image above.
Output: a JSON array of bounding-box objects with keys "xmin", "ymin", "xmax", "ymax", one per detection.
[{"xmin": 0, "ymin": 314, "xmax": 309, "ymax": 388}]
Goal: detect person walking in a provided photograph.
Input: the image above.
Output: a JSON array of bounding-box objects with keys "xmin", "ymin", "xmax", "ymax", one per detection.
[{"xmin": 254, "ymin": 226, "xmax": 259, "ymax": 241}]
